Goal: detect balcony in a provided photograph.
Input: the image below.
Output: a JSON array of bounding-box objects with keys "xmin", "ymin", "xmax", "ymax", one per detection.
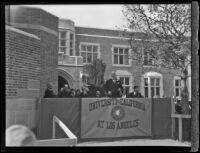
[{"xmin": 58, "ymin": 52, "xmax": 83, "ymax": 66}]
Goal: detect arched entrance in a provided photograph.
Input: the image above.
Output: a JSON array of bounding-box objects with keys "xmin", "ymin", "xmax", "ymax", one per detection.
[
  {"xmin": 58, "ymin": 68, "xmax": 74, "ymax": 91},
  {"xmin": 58, "ymin": 76, "xmax": 69, "ymax": 90}
]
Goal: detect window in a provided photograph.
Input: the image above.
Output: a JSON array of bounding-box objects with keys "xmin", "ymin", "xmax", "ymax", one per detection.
[
  {"xmin": 59, "ymin": 31, "xmax": 67, "ymax": 54},
  {"xmin": 144, "ymin": 77, "xmax": 161, "ymax": 98},
  {"xmin": 113, "ymin": 47, "xmax": 129, "ymax": 65},
  {"xmin": 119, "ymin": 76, "xmax": 130, "ymax": 93},
  {"xmin": 59, "ymin": 31, "xmax": 75, "ymax": 56},
  {"xmin": 143, "ymin": 49, "xmax": 154, "ymax": 66},
  {"xmin": 144, "ymin": 78, "xmax": 149, "ymax": 97},
  {"xmin": 174, "ymin": 77, "xmax": 182, "ymax": 98},
  {"xmin": 142, "ymin": 72, "xmax": 163, "ymax": 98},
  {"xmin": 69, "ymin": 33, "xmax": 74, "ymax": 56},
  {"xmin": 80, "ymin": 43, "xmax": 99, "ymax": 64},
  {"xmin": 82, "ymin": 74, "xmax": 89, "ymax": 84}
]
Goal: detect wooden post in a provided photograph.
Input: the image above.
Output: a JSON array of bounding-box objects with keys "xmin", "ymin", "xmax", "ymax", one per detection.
[
  {"xmin": 52, "ymin": 116, "xmax": 55, "ymax": 139},
  {"xmin": 178, "ymin": 118, "xmax": 183, "ymax": 141},
  {"xmin": 171, "ymin": 97, "xmax": 175, "ymax": 138},
  {"xmin": 171, "ymin": 114, "xmax": 191, "ymax": 142}
]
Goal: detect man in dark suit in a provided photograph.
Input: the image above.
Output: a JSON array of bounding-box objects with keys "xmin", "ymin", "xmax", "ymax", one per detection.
[
  {"xmin": 104, "ymin": 72, "xmax": 123, "ymax": 97},
  {"xmin": 129, "ymin": 86, "xmax": 143, "ymax": 98}
]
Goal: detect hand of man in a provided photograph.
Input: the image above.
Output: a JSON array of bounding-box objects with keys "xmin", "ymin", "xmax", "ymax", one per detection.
[{"xmin": 108, "ymin": 91, "xmax": 112, "ymax": 95}]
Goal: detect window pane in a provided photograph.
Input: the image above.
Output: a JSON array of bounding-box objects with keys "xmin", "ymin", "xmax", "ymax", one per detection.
[
  {"xmin": 151, "ymin": 78, "xmax": 155, "ymax": 86},
  {"xmin": 70, "ymin": 33, "xmax": 73, "ymax": 40},
  {"xmin": 145, "ymin": 87, "xmax": 148, "ymax": 97},
  {"xmin": 114, "ymin": 48, "xmax": 118, "ymax": 54},
  {"xmin": 93, "ymin": 53, "xmax": 98, "ymax": 60},
  {"xmin": 114, "ymin": 55, "xmax": 118, "ymax": 64},
  {"xmin": 156, "ymin": 78, "xmax": 160, "ymax": 86},
  {"xmin": 144, "ymin": 55, "xmax": 148, "ymax": 65},
  {"xmin": 124, "ymin": 55, "xmax": 129, "ymax": 65},
  {"xmin": 119, "ymin": 48, "xmax": 123, "ymax": 54},
  {"xmin": 81, "ymin": 52, "xmax": 87, "ymax": 63},
  {"xmin": 119, "ymin": 55, "xmax": 123, "ymax": 64},
  {"xmin": 156, "ymin": 87, "xmax": 160, "ymax": 97},
  {"xmin": 93, "ymin": 46, "xmax": 98, "ymax": 52},
  {"xmin": 87, "ymin": 53, "xmax": 92, "ymax": 63},
  {"xmin": 151, "ymin": 87, "xmax": 155, "ymax": 98},
  {"xmin": 124, "ymin": 48, "xmax": 128, "ymax": 55},
  {"xmin": 70, "ymin": 42, "xmax": 73, "ymax": 48},
  {"xmin": 144, "ymin": 78, "xmax": 148, "ymax": 86},
  {"xmin": 125, "ymin": 77, "xmax": 129, "ymax": 85},
  {"xmin": 60, "ymin": 47, "xmax": 66, "ymax": 54},
  {"xmin": 120, "ymin": 77, "xmax": 124, "ymax": 84},
  {"xmin": 87, "ymin": 46, "xmax": 92, "ymax": 52},
  {"xmin": 176, "ymin": 88, "xmax": 179, "ymax": 97},
  {"xmin": 81, "ymin": 45, "xmax": 86, "ymax": 51},
  {"xmin": 82, "ymin": 75, "xmax": 86, "ymax": 83},
  {"xmin": 60, "ymin": 40, "xmax": 66, "ymax": 46},
  {"xmin": 60, "ymin": 31, "xmax": 66, "ymax": 38},
  {"xmin": 70, "ymin": 49, "xmax": 73, "ymax": 56},
  {"xmin": 175, "ymin": 79, "xmax": 180, "ymax": 86}
]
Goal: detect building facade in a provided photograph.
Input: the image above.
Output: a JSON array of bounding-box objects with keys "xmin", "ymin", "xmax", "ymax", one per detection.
[{"xmin": 58, "ymin": 19, "xmax": 191, "ymax": 99}]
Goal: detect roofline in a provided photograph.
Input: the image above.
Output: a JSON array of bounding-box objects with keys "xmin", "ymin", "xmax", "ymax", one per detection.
[
  {"xmin": 16, "ymin": 5, "xmax": 59, "ymax": 19},
  {"xmin": 75, "ymin": 25, "xmax": 133, "ymax": 33}
]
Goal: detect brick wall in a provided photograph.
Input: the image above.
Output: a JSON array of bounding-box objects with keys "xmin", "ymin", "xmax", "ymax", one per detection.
[
  {"xmin": 6, "ymin": 26, "xmax": 40, "ymax": 98},
  {"xmin": 75, "ymin": 27, "xmax": 179, "ymax": 96},
  {"xmin": 8, "ymin": 5, "xmax": 59, "ymax": 96}
]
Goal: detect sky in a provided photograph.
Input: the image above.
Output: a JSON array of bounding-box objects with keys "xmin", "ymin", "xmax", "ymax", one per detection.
[{"xmin": 27, "ymin": 5, "xmax": 127, "ymax": 30}]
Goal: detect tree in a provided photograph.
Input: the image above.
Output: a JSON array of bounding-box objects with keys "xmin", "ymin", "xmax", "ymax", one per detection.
[
  {"xmin": 83, "ymin": 59, "xmax": 106, "ymax": 87},
  {"xmin": 122, "ymin": 4, "xmax": 191, "ymax": 114}
]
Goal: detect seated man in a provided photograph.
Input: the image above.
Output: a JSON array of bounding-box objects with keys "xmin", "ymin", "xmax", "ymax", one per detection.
[
  {"xmin": 129, "ymin": 86, "xmax": 143, "ymax": 98},
  {"xmin": 95, "ymin": 90, "xmax": 101, "ymax": 98},
  {"xmin": 81, "ymin": 86, "xmax": 90, "ymax": 97},
  {"xmin": 104, "ymin": 72, "xmax": 123, "ymax": 98},
  {"xmin": 59, "ymin": 84, "xmax": 71, "ymax": 97},
  {"xmin": 75, "ymin": 89, "xmax": 82, "ymax": 98}
]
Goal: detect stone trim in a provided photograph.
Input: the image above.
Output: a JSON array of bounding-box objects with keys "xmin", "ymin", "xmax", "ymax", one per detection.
[
  {"xmin": 6, "ymin": 25, "xmax": 40, "ymax": 40},
  {"xmin": 9, "ymin": 22, "xmax": 58, "ymax": 36}
]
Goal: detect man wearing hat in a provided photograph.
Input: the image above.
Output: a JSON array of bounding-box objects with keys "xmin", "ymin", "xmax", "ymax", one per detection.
[{"xmin": 104, "ymin": 72, "xmax": 123, "ymax": 97}]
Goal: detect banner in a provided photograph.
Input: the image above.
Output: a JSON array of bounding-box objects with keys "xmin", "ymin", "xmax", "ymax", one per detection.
[{"xmin": 81, "ymin": 98, "xmax": 152, "ymax": 138}]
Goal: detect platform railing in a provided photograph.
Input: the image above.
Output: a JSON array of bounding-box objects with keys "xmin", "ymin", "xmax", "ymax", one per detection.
[
  {"xmin": 171, "ymin": 97, "xmax": 191, "ymax": 142},
  {"xmin": 35, "ymin": 115, "xmax": 77, "ymax": 146}
]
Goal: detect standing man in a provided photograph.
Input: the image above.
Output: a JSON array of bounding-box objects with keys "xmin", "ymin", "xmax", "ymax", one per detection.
[{"xmin": 104, "ymin": 72, "xmax": 123, "ymax": 97}]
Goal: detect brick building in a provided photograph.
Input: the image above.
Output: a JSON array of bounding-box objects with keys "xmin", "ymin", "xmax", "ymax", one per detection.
[
  {"xmin": 58, "ymin": 19, "xmax": 191, "ymax": 99},
  {"xmin": 5, "ymin": 5, "xmax": 58, "ymax": 133}
]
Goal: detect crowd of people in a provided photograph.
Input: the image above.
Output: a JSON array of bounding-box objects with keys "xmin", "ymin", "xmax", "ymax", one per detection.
[{"xmin": 44, "ymin": 72, "xmax": 143, "ymax": 98}]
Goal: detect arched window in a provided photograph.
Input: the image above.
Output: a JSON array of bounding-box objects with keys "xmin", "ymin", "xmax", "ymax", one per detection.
[{"xmin": 141, "ymin": 71, "xmax": 163, "ymax": 98}]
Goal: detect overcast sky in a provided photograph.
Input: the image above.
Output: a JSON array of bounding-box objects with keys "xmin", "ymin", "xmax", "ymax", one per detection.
[{"xmin": 28, "ymin": 5, "xmax": 127, "ymax": 30}]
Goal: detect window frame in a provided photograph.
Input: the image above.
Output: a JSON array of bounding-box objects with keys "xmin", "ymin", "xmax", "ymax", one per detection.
[
  {"xmin": 112, "ymin": 45, "xmax": 131, "ymax": 67},
  {"xmin": 174, "ymin": 76, "xmax": 182, "ymax": 99},
  {"xmin": 141, "ymin": 72, "xmax": 163, "ymax": 98},
  {"xmin": 142, "ymin": 47, "xmax": 156, "ymax": 67},
  {"xmin": 79, "ymin": 42, "xmax": 100, "ymax": 64},
  {"xmin": 59, "ymin": 30, "xmax": 75, "ymax": 56}
]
